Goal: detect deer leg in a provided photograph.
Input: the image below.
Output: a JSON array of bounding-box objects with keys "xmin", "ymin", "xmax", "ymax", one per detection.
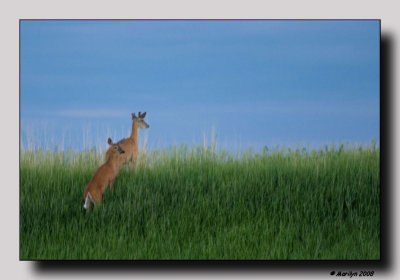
[{"xmin": 93, "ymin": 195, "xmax": 102, "ymax": 209}]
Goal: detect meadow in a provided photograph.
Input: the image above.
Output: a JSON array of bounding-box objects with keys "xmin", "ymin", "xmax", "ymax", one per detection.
[{"xmin": 20, "ymin": 142, "xmax": 380, "ymax": 260}]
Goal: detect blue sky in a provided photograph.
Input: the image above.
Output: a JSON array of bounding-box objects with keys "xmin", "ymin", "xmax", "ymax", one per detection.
[{"xmin": 20, "ymin": 20, "xmax": 380, "ymax": 152}]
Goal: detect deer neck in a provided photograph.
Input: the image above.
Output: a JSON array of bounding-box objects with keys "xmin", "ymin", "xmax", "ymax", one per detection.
[
  {"xmin": 130, "ymin": 121, "xmax": 139, "ymax": 143},
  {"xmin": 105, "ymin": 156, "xmax": 118, "ymax": 171}
]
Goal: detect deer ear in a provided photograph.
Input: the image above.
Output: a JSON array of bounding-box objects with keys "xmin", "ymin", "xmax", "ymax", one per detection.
[
  {"xmin": 132, "ymin": 113, "xmax": 136, "ymax": 119},
  {"xmin": 141, "ymin": 112, "xmax": 146, "ymax": 118},
  {"xmin": 107, "ymin": 138, "xmax": 113, "ymax": 145},
  {"xmin": 138, "ymin": 111, "xmax": 142, "ymax": 118}
]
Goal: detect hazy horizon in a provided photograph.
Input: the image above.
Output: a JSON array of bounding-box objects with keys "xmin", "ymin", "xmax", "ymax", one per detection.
[{"xmin": 20, "ymin": 20, "xmax": 380, "ymax": 152}]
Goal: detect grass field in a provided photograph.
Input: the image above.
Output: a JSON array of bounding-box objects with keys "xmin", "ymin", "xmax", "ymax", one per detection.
[{"xmin": 20, "ymin": 142, "xmax": 380, "ymax": 260}]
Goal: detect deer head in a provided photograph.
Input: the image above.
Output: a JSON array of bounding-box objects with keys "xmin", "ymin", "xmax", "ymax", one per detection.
[
  {"xmin": 132, "ymin": 111, "xmax": 149, "ymax": 128},
  {"xmin": 107, "ymin": 138, "xmax": 125, "ymax": 154}
]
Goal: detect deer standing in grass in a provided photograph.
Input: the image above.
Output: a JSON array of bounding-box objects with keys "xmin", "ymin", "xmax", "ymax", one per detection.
[
  {"xmin": 83, "ymin": 138, "xmax": 125, "ymax": 210},
  {"xmin": 106, "ymin": 111, "xmax": 149, "ymax": 169}
]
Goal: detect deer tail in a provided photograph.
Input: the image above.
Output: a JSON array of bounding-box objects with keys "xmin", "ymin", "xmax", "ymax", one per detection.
[{"xmin": 83, "ymin": 192, "xmax": 93, "ymax": 210}]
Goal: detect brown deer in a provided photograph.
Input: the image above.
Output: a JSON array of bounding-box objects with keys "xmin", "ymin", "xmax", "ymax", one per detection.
[
  {"xmin": 106, "ymin": 111, "xmax": 149, "ymax": 169},
  {"xmin": 83, "ymin": 138, "xmax": 125, "ymax": 210}
]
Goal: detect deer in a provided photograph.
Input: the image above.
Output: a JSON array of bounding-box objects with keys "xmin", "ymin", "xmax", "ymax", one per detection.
[
  {"xmin": 83, "ymin": 138, "xmax": 125, "ymax": 210},
  {"xmin": 106, "ymin": 111, "xmax": 149, "ymax": 170}
]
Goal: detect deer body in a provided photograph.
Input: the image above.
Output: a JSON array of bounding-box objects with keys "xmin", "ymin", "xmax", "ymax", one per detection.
[
  {"xmin": 106, "ymin": 112, "xmax": 149, "ymax": 169},
  {"xmin": 83, "ymin": 139, "xmax": 125, "ymax": 210}
]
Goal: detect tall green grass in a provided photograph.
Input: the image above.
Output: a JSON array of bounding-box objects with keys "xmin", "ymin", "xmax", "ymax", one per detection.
[{"xmin": 20, "ymin": 143, "xmax": 379, "ymax": 260}]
